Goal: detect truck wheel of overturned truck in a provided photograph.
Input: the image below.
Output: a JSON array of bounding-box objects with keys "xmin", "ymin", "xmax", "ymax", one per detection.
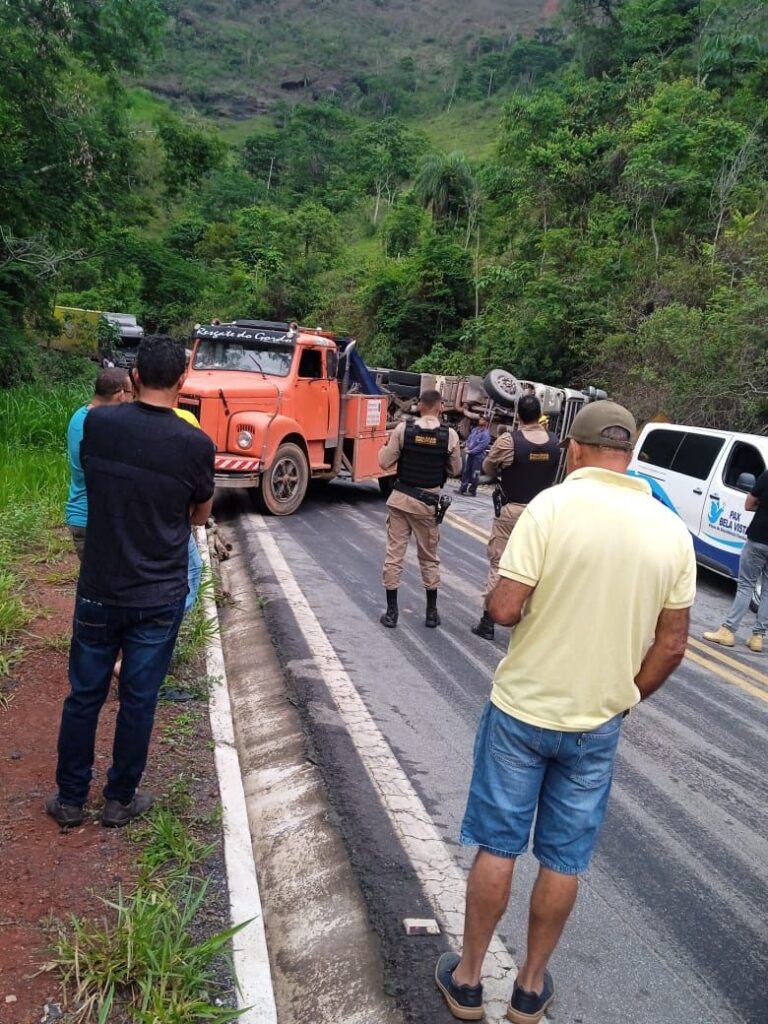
[
  {"xmin": 483, "ymin": 369, "xmax": 521, "ymax": 409},
  {"xmin": 256, "ymin": 443, "xmax": 309, "ymax": 516}
]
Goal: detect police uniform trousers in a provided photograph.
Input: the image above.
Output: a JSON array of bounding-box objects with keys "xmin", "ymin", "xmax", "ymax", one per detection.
[
  {"xmin": 383, "ymin": 495, "xmax": 441, "ymax": 590},
  {"xmin": 484, "ymin": 501, "xmax": 525, "ymax": 600}
]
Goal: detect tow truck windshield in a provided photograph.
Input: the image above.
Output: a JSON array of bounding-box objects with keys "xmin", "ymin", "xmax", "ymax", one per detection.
[{"xmin": 193, "ymin": 339, "xmax": 294, "ymax": 376}]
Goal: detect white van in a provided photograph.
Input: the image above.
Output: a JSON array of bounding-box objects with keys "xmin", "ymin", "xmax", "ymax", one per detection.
[{"xmin": 628, "ymin": 423, "xmax": 767, "ymax": 590}]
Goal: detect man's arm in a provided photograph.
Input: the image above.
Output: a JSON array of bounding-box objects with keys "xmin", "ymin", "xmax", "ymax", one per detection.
[
  {"xmin": 487, "ymin": 577, "xmax": 535, "ymax": 627},
  {"xmin": 634, "ymin": 607, "xmax": 689, "ymax": 701},
  {"xmin": 378, "ymin": 422, "xmax": 404, "ymax": 470},
  {"xmin": 190, "ymin": 497, "xmax": 213, "ymax": 526},
  {"xmin": 747, "ymin": 468, "xmax": 768, "ymax": 511},
  {"xmin": 447, "ymin": 430, "xmax": 463, "ymax": 477},
  {"xmin": 746, "ymin": 493, "xmax": 759, "ymax": 512},
  {"xmin": 482, "ymin": 433, "xmax": 514, "ymax": 477}
]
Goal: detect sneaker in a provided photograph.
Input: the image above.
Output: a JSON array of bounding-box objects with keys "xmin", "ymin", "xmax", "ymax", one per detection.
[
  {"xmin": 703, "ymin": 625, "xmax": 735, "ymax": 647},
  {"xmin": 506, "ymin": 971, "xmax": 555, "ymax": 1023},
  {"xmin": 102, "ymin": 792, "xmax": 154, "ymax": 828},
  {"xmin": 434, "ymin": 952, "xmax": 483, "ymax": 1021},
  {"xmin": 45, "ymin": 794, "xmax": 84, "ymax": 828},
  {"xmin": 747, "ymin": 634, "xmax": 763, "ymax": 653}
]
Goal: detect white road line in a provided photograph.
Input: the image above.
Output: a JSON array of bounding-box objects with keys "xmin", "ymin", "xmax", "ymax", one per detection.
[
  {"xmin": 245, "ymin": 513, "xmax": 518, "ymax": 1024},
  {"xmin": 198, "ymin": 526, "xmax": 278, "ymax": 1024}
]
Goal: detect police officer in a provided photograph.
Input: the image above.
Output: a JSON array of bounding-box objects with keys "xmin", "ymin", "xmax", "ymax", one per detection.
[
  {"xmin": 378, "ymin": 390, "xmax": 462, "ymax": 629},
  {"xmin": 471, "ymin": 394, "xmax": 560, "ymax": 640}
]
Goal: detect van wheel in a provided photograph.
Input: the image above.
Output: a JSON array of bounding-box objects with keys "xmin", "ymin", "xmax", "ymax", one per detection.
[
  {"xmin": 751, "ymin": 578, "xmax": 761, "ymax": 613},
  {"xmin": 256, "ymin": 443, "xmax": 309, "ymax": 516}
]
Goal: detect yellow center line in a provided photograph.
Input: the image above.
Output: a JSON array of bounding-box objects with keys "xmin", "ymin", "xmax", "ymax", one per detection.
[
  {"xmin": 684, "ymin": 649, "xmax": 768, "ymax": 704},
  {"xmin": 687, "ymin": 636, "xmax": 768, "ymax": 689},
  {"xmin": 446, "ymin": 511, "xmax": 490, "ymax": 544}
]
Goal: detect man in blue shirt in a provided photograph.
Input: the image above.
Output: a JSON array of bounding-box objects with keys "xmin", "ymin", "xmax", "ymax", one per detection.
[
  {"xmin": 459, "ymin": 417, "xmax": 491, "ymax": 497},
  {"xmin": 65, "ymin": 368, "xmax": 133, "ymax": 559}
]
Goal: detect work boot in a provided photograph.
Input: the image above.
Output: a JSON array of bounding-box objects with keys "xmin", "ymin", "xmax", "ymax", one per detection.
[
  {"xmin": 703, "ymin": 625, "xmax": 735, "ymax": 647},
  {"xmin": 747, "ymin": 634, "xmax": 763, "ymax": 653},
  {"xmin": 102, "ymin": 792, "xmax": 154, "ymax": 828},
  {"xmin": 471, "ymin": 611, "xmax": 495, "ymax": 641},
  {"xmin": 425, "ymin": 589, "xmax": 440, "ymax": 628},
  {"xmin": 380, "ymin": 589, "xmax": 399, "ymax": 628}
]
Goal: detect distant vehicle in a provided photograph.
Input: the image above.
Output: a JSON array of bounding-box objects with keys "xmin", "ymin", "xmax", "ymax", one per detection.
[
  {"xmin": 180, "ymin": 319, "xmax": 605, "ymax": 514},
  {"xmin": 629, "ymin": 422, "xmax": 767, "ymax": 606},
  {"xmin": 50, "ymin": 306, "xmax": 144, "ymax": 366}
]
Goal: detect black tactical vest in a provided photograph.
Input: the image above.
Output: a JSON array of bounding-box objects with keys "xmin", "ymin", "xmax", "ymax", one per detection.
[
  {"xmin": 397, "ymin": 422, "xmax": 450, "ymax": 489},
  {"xmin": 500, "ymin": 429, "xmax": 560, "ymax": 504}
]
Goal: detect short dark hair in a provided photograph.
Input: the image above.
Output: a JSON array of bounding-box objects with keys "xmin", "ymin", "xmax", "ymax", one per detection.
[
  {"xmin": 419, "ymin": 389, "xmax": 442, "ymax": 409},
  {"xmin": 94, "ymin": 367, "xmax": 130, "ymax": 397},
  {"xmin": 517, "ymin": 395, "xmax": 542, "ymax": 424},
  {"xmin": 136, "ymin": 335, "xmax": 186, "ymax": 390}
]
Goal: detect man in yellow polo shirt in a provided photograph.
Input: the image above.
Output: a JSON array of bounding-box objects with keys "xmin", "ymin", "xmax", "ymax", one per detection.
[{"xmin": 435, "ymin": 401, "xmax": 696, "ymax": 1023}]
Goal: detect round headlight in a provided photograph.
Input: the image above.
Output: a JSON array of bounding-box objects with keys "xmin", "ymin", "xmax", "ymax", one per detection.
[{"xmin": 236, "ymin": 430, "xmax": 253, "ymax": 450}]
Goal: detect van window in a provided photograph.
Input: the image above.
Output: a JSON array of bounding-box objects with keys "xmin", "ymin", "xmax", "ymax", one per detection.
[
  {"xmin": 637, "ymin": 428, "xmax": 683, "ymax": 470},
  {"xmin": 670, "ymin": 433, "xmax": 724, "ymax": 480},
  {"xmin": 722, "ymin": 442, "xmax": 766, "ymax": 490}
]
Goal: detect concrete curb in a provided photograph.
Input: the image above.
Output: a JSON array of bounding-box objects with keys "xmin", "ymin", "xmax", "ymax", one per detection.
[{"xmin": 196, "ymin": 525, "xmax": 278, "ymax": 1024}]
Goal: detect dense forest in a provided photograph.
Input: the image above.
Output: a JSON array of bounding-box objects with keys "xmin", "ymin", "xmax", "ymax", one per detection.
[{"xmin": 1, "ymin": 0, "xmax": 767, "ymax": 429}]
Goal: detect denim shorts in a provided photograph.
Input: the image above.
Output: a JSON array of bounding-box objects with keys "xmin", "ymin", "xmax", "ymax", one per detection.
[{"xmin": 460, "ymin": 702, "xmax": 623, "ymax": 874}]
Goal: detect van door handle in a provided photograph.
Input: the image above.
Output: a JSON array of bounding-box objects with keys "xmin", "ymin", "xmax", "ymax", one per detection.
[
  {"xmin": 709, "ymin": 493, "xmax": 720, "ymax": 500},
  {"xmin": 693, "ymin": 488, "xmax": 703, "ymax": 495}
]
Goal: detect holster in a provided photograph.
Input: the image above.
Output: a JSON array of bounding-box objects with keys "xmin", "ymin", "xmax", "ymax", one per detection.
[
  {"xmin": 436, "ymin": 494, "xmax": 452, "ymax": 524},
  {"xmin": 492, "ymin": 485, "xmax": 507, "ymax": 519}
]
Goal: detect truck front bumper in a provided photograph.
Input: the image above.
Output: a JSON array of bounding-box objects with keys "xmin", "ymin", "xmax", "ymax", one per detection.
[{"xmin": 214, "ymin": 454, "xmax": 262, "ymax": 489}]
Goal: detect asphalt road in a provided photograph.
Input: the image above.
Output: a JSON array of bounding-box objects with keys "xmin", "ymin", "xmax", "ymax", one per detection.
[{"xmin": 216, "ymin": 480, "xmax": 768, "ymax": 1024}]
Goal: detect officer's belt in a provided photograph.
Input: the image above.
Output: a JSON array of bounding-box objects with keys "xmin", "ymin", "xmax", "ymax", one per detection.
[{"xmin": 393, "ymin": 481, "xmax": 440, "ymax": 507}]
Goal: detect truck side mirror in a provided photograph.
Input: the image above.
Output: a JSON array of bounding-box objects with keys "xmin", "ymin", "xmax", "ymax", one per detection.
[{"xmin": 737, "ymin": 472, "xmax": 756, "ymax": 491}]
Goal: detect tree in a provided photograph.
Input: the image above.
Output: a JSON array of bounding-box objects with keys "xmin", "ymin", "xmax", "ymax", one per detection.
[
  {"xmin": 155, "ymin": 112, "xmax": 228, "ymax": 198},
  {"xmin": 355, "ymin": 119, "xmax": 425, "ymax": 224},
  {"xmin": 414, "ymin": 152, "xmax": 478, "ymax": 232}
]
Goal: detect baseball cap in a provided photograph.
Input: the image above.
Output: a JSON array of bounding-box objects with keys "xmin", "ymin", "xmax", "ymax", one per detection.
[{"xmin": 561, "ymin": 400, "xmax": 637, "ymax": 451}]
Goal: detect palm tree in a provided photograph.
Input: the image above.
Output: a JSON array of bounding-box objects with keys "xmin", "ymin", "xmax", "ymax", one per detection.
[{"xmin": 414, "ymin": 151, "xmax": 477, "ymax": 230}]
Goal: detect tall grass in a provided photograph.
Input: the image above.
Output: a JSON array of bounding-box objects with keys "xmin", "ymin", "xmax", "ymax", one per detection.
[{"xmin": 0, "ymin": 385, "xmax": 87, "ymax": 554}]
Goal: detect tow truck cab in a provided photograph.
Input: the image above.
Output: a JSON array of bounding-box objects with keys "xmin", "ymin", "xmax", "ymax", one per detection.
[{"xmin": 179, "ymin": 320, "xmax": 392, "ymax": 514}]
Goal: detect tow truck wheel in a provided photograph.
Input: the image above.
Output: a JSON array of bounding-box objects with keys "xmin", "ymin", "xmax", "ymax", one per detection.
[{"xmin": 256, "ymin": 443, "xmax": 309, "ymax": 516}]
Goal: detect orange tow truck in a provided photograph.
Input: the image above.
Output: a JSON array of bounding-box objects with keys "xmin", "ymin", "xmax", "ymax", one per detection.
[{"xmin": 179, "ymin": 320, "xmax": 394, "ymax": 514}]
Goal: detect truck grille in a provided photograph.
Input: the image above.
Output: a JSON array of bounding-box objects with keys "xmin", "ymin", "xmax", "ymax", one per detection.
[{"xmin": 178, "ymin": 397, "xmax": 200, "ymax": 418}]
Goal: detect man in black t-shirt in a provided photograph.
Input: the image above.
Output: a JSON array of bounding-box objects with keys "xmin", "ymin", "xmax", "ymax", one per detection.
[
  {"xmin": 704, "ymin": 468, "xmax": 768, "ymax": 653},
  {"xmin": 47, "ymin": 336, "xmax": 215, "ymax": 829}
]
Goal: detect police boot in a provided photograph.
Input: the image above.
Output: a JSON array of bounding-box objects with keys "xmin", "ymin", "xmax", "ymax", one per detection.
[
  {"xmin": 471, "ymin": 611, "xmax": 495, "ymax": 641},
  {"xmin": 380, "ymin": 589, "xmax": 399, "ymax": 628},
  {"xmin": 425, "ymin": 589, "xmax": 440, "ymax": 628}
]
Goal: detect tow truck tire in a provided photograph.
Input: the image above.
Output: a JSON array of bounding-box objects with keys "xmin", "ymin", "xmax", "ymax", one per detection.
[
  {"xmin": 483, "ymin": 368, "xmax": 521, "ymax": 409},
  {"xmin": 256, "ymin": 443, "xmax": 309, "ymax": 516}
]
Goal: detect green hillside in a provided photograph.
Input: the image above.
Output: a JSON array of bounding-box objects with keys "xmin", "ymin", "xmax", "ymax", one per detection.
[{"xmin": 142, "ymin": 0, "xmax": 547, "ymax": 117}]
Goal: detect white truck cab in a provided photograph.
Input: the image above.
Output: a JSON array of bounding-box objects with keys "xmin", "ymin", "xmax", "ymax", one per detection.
[{"xmin": 629, "ymin": 422, "xmax": 767, "ymax": 582}]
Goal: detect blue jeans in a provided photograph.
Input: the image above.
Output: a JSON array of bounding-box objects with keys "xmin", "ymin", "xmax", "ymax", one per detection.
[
  {"xmin": 725, "ymin": 540, "xmax": 768, "ymax": 635},
  {"xmin": 461, "ymin": 702, "xmax": 623, "ymax": 874},
  {"xmin": 460, "ymin": 452, "xmax": 484, "ymax": 493},
  {"xmin": 185, "ymin": 533, "xmax": 203, "ymax": 615},
  {"xmin": 56, "ymin": 594, "xmax": 185, "ymax": 806}
]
